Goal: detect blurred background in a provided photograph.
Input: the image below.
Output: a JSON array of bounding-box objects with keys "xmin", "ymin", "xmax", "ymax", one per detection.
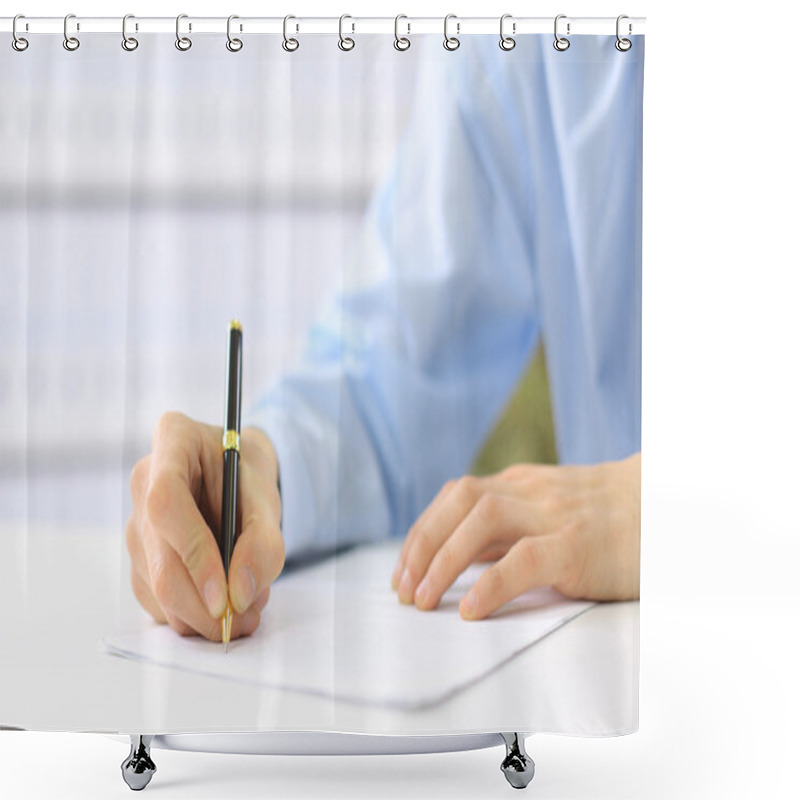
[{"xmin": 0, "ymin": 33, "xmax": 553, "ymax": 533}]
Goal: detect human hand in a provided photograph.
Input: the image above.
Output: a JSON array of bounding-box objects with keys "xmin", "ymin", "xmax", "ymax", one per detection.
[
  {"xmin": 391, "ymin": 454, "xmax": 641, "ymax": 619},
  {"xmin": 126, "ymin": 412, "xmax": 284, "ymax": 641}
]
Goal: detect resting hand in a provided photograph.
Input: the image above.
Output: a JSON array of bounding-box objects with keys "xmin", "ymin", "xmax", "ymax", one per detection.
[
  {"xmin": 391, "ymin": 454, "xmax": 640, "ymax": 619},
  {"xmin": 126, "ymin": 412, "xmax": 283, "ymax": 641}
]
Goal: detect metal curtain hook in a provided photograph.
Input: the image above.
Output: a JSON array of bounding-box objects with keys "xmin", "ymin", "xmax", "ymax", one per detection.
[
  {"xmin": 338, "ymin": 14, "xmax": 355, "ymax": 51},
  {"xmin": 394, "ymin": 14, "xmax": 410, "ymax": 51},
  {"xmin": 616, "ymin": 14, "xmax": 632, "ymax": 51},
  {"xmin": 63, "ymin": 13, "xmax": 80, "ymax": 51},
  {"xmin": 176, "ymin": 14, "xmax": 192, "ymax": 50},
  {"xmin": 122, "ymin": 14, "xmax": 139, "ymax": 51},
  {"xmin": 283, "ymin": 15, "xmax": 299, "ymax": 52},
  {"xmin": 443, "ymin": 14, "xmax": 460, "ymax": 51},
  {"xmin": 226, "ymin": 15, "xmax": 243, "ymax": 51},
  {"xmin": 499, "ymin": 14, "xmax": 515, "ymax": 51},
  {"xmin": 12, "ymin": 14, "xmax": 29, "ymax": 51},
  {"xmin": 553, "ymin": 14, "xmax": 570, "ymax": 51}
]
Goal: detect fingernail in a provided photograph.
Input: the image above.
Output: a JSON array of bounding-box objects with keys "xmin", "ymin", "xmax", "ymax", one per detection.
[
  {"xmin": 203, "ymin": 579, "xmax": 226, "ymax": 619},
  {"xmin": 461, "ymin": 589, "xmax": 478, "ymax": 618},
  {"xmin": 415, "ymin": 576, "xmax": 430, "ymax": 606},
  {"xmin": 398, "ymin": 568, "xmax": 413, "ymax": 603},
  {"xmin": 233, "ymin": 567, "xmax": 257, "ymax": 613}
]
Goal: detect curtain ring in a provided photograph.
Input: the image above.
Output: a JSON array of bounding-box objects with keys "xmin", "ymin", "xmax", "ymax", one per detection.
[
  {"xmin": 338, "ymin": 14, "xmax": 355, "ymax": 51},
  {"xmin": 394, "ymin": 14, "xmax": 410, "ymax": 51},
  {"xmin": 283, "ymin": 15, "xmax": 299, "ymax": 52},
  {"xmin": 226, "ymin": 15, "xmax": 243, "ymax": 52},
  {"xmin": 176, "ymin": 14, "xmax": 192, "ymax": 51},
  {"xmin": 443, "ymin": 14, "xmax": 460, "ymax": 51},
  {"xmin": 615, "ymin": 15, "xmax": 632, "ymax": 52},
  {"xmin": 63, "ymin": 13, "xmax": 80, "ymax": 51},
  {"xmin": 553, "ymin": 14, "xmax": 570, "ymax": 51},
  {"xmin": 12, "ymin": 14, "xmax": 29, "ymax": 51},
  {"xmin": 499, "ymin": 14, "xmax": 515, "ymax": 51},
  {"xmin": 122, "ymin": 14, "xmax": 139, "ymax": 51}
]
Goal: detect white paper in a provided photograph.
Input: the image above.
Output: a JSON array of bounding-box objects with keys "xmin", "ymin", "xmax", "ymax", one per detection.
[{"xmin": 104, "ymin": 540, "xmax": 593, "ymax": 710}]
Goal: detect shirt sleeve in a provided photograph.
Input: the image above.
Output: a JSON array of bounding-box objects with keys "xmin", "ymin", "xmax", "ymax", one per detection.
[{"xmin": 243, "ymin": 44, "xmax": 542, "ymax": 562}]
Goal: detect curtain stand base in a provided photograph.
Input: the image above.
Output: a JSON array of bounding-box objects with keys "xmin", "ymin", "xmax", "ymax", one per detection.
[
  {"xmin": 120, "ymin": 731, "xmax": 535, "ymax": 790},
  {"xmin": 121, "ymin": 735, "xmax": 156, "ymax": 791}
]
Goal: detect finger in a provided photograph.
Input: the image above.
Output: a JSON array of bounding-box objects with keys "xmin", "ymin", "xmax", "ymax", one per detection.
[
  {"xmin": 200, "ymin": 606, "xmax": 261, "ymax": 641},
  {"xmin": 126, "ymin": 512, "xmax": 165, "ymax": 620},
  {"xmin": 397, "ymin": 475, "xmax": 487, "ymax": 604},
  {"xmin": 254, "ymin": 586, "xmax": 270, "ymax": 612},
  {"xmin": 475, "ymin": 543, "xmax": 511, "ymax": 562},
  {"xmin": 227, "ymin": 455, "xmax": 285, "ymax": 614},
  {"xmin": 460, "ymin": 534, "xmax": 566, "ymax": 620},
  {"xmin": 144, "ymin": 531, "xmax": 235, "ymax": 641},
  {"xmin": 137, "ymin": 536, "xmax": 263, "ymax": 642},
  {"xmin": 131, "ymin": 566, "xmax": 166, "ymax": 624},
  {"xmin": 208, "ymin": 589, "xmax": 269, "ymax": 640},
  {"xmin": 391, "ymin": 480, "xmax": 457, "ymax": 590},
  {"xmin": 131, "ymin": 551, "xmax": 193, "ymax": 638},
  {"xmin": 129, "ymin": 454, "xmax": 151, "ymax": 505},
  {"xmin": 240, "ymin": 427, "xmax": 281, "ymax": 487},
  {"xmin": 125, "ymin": 512, "xmax": 147, "ymax": 575},
  {"xmin": 167, "ymin": 604, "xmax": 261, "ymax": 641},
  {"xmin": 414, "ymin": 493, "xmax": 527, "ymax": 611},
  {"xmin": 145, "ymin": 462, "xmax": 229, "ymax": 620},
  {"xmin": 167, "ymin": 601, "xmax": 262, "ymax": 641},
  {"xmin": 392, "ymin": 473, "xmax": 529, "ymax": 592},
  {"xmin": 125, "ymin": 457, "xmax": 149, "ymax": 580},
  {"xmin": 229, "ymin": 606, "xmax": 262, "ymax": 640}
]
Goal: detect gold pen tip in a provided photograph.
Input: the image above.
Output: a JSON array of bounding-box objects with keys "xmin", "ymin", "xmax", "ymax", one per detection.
[
  {"xmin": 221, "ymin": 604, "xmax": 233, "ymax": 650},
  {"xmin": 228, "ymin": 319, "xmax": 242, "ymax": 331}
]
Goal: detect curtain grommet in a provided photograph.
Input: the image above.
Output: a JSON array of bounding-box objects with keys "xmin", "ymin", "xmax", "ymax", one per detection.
[
  {"xmin": 12, "ymin": 14, "xmax": 29, "ymax": 51},
  {"xmin": 338, "ymin": 14, "xmax": 355, "ymax": 51},
  {"xmin": 283, "ymin": 15, "xmax": 299, "ymax": 52},
  {"xmin": 176, "ymin": 14, "xmax": 192, "ymax": 51},
  {"xmin": 443, "ymin": 14, "xmax": 460, "ymax": 51},
  {"xmin": 226, "ymin": 15, "xmax": 243, "ymax": 52},
  {"xmin": 615, "ymin": 15, "xmax": 632, "ymax": 51},
  {"xmin": 63, "ymin": 13, "xmax": 80, "ymax": 51},
  {"xmin": 11, "ymin": 14, "xmax": 29, "ymax": 53},
  {"xmin": 553, "ymin": 14, "xmax": 570, "ymax": 51},
  {"xmin": 499, "ymin": 14, "xmax": 516, "ymax": 51},
  {"xmin": 394, "ymin": 14, "xmax": 411, "ymax": 51},
  {"xmin": 121, "ymin": 14, "xmax": 139, "ymax": 51}
]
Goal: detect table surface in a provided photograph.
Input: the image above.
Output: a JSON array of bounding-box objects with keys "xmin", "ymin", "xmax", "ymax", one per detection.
[{"xmin": 1, "ymin": 525, "xmax": 638, "ymax": 737}]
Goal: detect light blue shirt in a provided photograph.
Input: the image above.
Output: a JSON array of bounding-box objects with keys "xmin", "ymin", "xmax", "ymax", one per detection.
[{"xmin": 245, "ymin": 35, "xmax": 644, "ymax": 561}]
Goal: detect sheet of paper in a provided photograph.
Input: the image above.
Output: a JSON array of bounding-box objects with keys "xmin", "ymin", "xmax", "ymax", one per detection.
[{"xmin": 104, "ymin": 540, "xmax": 593, "ymax": 710}]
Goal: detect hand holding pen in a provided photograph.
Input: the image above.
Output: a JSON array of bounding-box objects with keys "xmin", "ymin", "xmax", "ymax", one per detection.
[{"xmin": 125, "ymin": 325, "xmax": 285, "ymax": 644}]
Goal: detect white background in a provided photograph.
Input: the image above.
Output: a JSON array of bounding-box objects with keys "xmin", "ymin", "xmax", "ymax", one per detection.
[{"xmin": 2, "ymin": 1, "xmax": 798, "ymax": 798}]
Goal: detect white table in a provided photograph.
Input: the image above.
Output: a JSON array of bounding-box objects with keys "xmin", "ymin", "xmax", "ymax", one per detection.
[{"xmin": 1, "ymin": 525, "xmax": 638, "ymax": 737}]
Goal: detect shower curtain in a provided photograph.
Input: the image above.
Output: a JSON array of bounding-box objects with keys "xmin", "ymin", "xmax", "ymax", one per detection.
[{"xmin": 1, "ymin": 21, "xmax": 643, "ymax": 744}]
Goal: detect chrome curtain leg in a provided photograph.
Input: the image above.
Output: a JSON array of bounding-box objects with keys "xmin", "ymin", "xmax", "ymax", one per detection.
[
  {"xmin": 121, "ymin": 734, "xmax": 157, "ymax": 791},
  {"xmin": 500, "ymin": 732, "xmax": 535, "ymax": 789}
]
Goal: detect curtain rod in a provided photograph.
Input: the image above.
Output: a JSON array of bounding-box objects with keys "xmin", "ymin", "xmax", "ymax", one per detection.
[{"xmin": 1, "ymin": 16, "xmax": 646, "ymax": 37}]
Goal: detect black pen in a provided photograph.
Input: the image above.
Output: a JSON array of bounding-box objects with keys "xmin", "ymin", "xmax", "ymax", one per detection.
[{"xmin": 220, "ymin": 319, "xmax": 243, "ymax": 652}]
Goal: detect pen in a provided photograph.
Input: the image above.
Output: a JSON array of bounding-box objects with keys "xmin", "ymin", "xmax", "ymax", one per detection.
[{"xmin": 220, "ymin": 319, "xmax": 243, "ymax": 653}]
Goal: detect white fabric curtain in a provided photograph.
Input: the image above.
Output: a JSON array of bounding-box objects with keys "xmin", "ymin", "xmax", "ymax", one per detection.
[
  {"xmin": 1, "ymin": 35, "xmax": 413, "ymax": 523},
  {"xmin": 1, "ymin": 30, "xmax": 642, "ymax": 738}
]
